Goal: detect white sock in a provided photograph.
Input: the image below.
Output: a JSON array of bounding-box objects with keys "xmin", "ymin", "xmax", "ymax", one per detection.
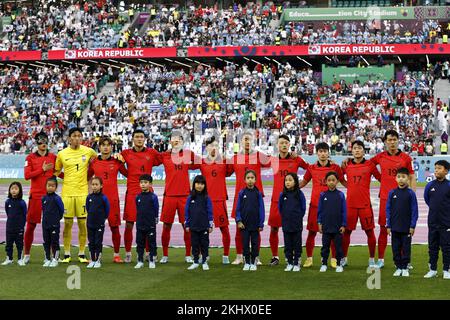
[
  {"xmin": 378, "ymin": 259, "xmax": 384, "ymax": 262},
  {"xmin": 114, "ymin": 253, "xmax": 119, "ymax": 257},
  {"xmin": 274, "ymin": 256, "xmax": 279, "ymax": 259},
  {"xmin": 126, "ymin": 252, "xmax": 132, "ymax": 256},
  {"xmin": 369, "ymin": 258, "xmax": 375, "ymax": 263}
]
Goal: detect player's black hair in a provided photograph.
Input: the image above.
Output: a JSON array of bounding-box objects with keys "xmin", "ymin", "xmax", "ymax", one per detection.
[
  {"xmin": 46, "ymin": 176, "xmax": 58, "ymax": 189},
  {"xmin": 352, "ymin": 140, "xmax": 365, "ymax": 149},
  {"xmin": 68, "ymin": 127, "xmax": 83, "ymax": 137},
  {"xmin": 205, "ymin": 136, "xmax": 216, "ymax": 146},
  {"xmin": 191, "ymin": 175, "xmax": 208, "ymax": 198},
  {"xmin": 316, "ymin": 142, "xmax": 330, "ymax": 152},
  {"xmin": 170, "ymin": 131, "xmax": 184, "ymax": 141},
  {"xmin": 396, "ymin": 167, "xmax": 410, "ymax": 176},
  {"xmin": 34, "ymin": 131, "xmax": 49, "ymax": 143},
  {"xmin": 325, "ymin": 171, "xmax": 339, "ymax": 180},
  {"xmin": 132, "ymin": 129, "xmax": 146, "ymax": 138},
  {"xmin": 383, "ymin": 130, "xmax": 399, "ymax": 141},
  {"xmin": 435, "ymin": 160, "xmax": 450, "ymax": 171},
  {"xmin": 99, "ymin": 135, "xmax": 114, "ymax": 146},
  {"xmin": 278, "ymin": 134, "xmax": 290, "ymax": 142},
  {"xmin": 139, "ymin": 174, "xmax": 153, "ymax": 183},
  {"xmin": 8, "ymin": 181, "xmax": 23, "ymax": 199}
]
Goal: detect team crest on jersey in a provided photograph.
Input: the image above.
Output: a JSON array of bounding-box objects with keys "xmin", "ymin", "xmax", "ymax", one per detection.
[
  {"xmin": 431, "ymin": 188, "xmax": 435, "ymax": 192},
  {"xmin": 89, "ymin": 199, "xmax": 92, "ymax": 202},
  {"xmin": 243, "ymin": 195, "xmax": 247, "ymax": 199},
  {"xmin": 191, "ymin": 200, "xmax": 195, "ymax": 203},
  {"xmin": 284, "ymin": 197, "xmax": 287, "ymax": 201},
  {"xmin": 82, "ymin": 155, "xmax": 86, "ymax": 162},
  {"xmin": 324, "ymin": 198, "xmax": 327, "ymax": 201},
  {"xmin": 146, "ymin": 157, "xmax": 150, "ymax": 161},
  {"xmin": 138, "ymin": 199, "xmax": 141, "ymax": 202},
  {"xmin": 393, "ymin": 195, "xmax": 397, "ymax": 199}
]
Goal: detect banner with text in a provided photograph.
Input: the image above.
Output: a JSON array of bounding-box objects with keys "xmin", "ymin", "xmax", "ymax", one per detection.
[
  {"xmin": 188, "ymin": 44, "xmax": 450, "ymax": 57},
  {"xmin": 283, "ymin": 6, "xmax": 449, "ymax": 21},
  {"xmin": 322, "ymin": 64, "xmax": 394, "ymax": 85},
  {"xmin": 47, "ymin": 47, "xmax": 177, "ymax": 60}
]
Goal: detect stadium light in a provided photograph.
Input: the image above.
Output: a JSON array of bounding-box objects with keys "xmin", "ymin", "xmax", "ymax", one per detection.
[
  {"xmin": 185, "ymin": 58, "xmax": 194, "ymax": 62},
  {"xmin": 15, "ymin": 61, "xmax": 27, "ymax": 65},
  {"xmin": 147, "ymin": 61, "xmax": 164, "ymax": 67},
  {"xmin": 324, "ymin": 56, "xmax": 331, "ymax": 61},
  {"xmin": 397, "ymin": 56, "xmax": 402, "ymax": 63},
  {"xmin": 61, "ymin": 60, "xmax": 73, "ymax": 64},
  {"xmin": 296, "ymin": 56, "xmax": 312, "ymax": 67},
  {"xmin": 264, "ymin": 57, "xmax": 271, "ymax": 61},
  {"xmin": 426, "ymin": 55, "xmax": 429, "ymax": 65},
  {"xmin": 174, "ymin": 60, "xmax": 192, "ymax": 68},
  {"xmin": 87, "ymin": 60, "xmax": 99, "ymax": 64},
  {"xmin": 360, "ymin": 56, "xmax": 370, "ymax": 66},
  {"xmin": 108, "ymin": 59, "xmax": 119, "ymax": 63},
  {"xmin": 164, "ymin": 58, "xmax": 174, "ymax": 62}
]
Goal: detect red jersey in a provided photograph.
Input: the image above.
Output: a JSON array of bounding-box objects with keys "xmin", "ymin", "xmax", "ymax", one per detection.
[
  {"xmin": 200, "ymin": 159, "xmax": 233, "ymax": 201},
  {"xmin": 161, "ymin": 150, "xmax": 198, "ymax": 197},
  {"xmin": 270, "ymin": 154, "xmax": 309, "ymax": 202},
  {"xmin": 370, "ymin": 150, "xmax": 414, "ymax": 200},
  {"xmin": 303, "ymin": 161, "xmax": 344, "ymax": 206},
  {"xmin": 24, "ymin": 151, "xmax": 57, "ymax": 196},
  {"xmin": 121, "ymin": 148, "xmax": 162, "ymax": 195},
  {"xmin": 88, "ymin": 156, "xmax": 128, "ymax": 200},
  {"xmin": 229, "ymin": 152, "xmax": 270, "ymax": 198},
  {"xmin": 343, "ymin": 159, "xmax": 381, "ymax": 209}
]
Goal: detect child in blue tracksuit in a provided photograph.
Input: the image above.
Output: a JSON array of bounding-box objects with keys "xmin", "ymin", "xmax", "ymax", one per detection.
[
  {"xmin": 86, "ymin": 177, "xmax": 110, "ymax": 269},
  {"xmin": 423, "ymin": 160, "xmax": 450, "ymax": 279},
  {"xmin": 278, "ymin": 173, "xmax": 306, "ymax": 272},
  {"xmin": 2, "ymin": 182, "xmax": 27, "ymax": 266},
  {"xmin": 318, "ymin": 171, "xmax": 347, "ymax": 273},
  {"xmin": 135, "ymin": 174, "xmax": 159, "ymax": 269},
  {"xmin": 185, "ymin": 175, "xmax": 214, "ymax": 271},
  {"xmin": 236, "ymin": 170, "xmax": 265, "ymax": 271},
  {"xmin": 41, "ymin": 177, "xmax": 64, "ymax": 267},
  {"xmin": 386, "ymin": 167, "xmax": 418, "ymax": 277}
]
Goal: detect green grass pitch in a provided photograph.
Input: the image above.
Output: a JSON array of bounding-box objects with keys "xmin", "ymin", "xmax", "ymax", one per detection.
[{"xmin": 0, "ymin": 245, "xmax": 449, "ymax": 300}]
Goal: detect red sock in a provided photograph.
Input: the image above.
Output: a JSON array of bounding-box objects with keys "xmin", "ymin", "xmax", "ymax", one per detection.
[
  {"xmin": 378, "ymin": 226, "xmax": 388, "ymax": 259},
  {"xmin": 306, "ymin": 231, "xmax": 316, "ymax": 257},
  {"xmin": 343, "ymin": 230, "xmax": 352, "ymax": 257},
  {"xmin": 184, "ymin": 228, "xmax": 191, "ymax": 256},
  {"xmin": 110, "ymin": 226, "xmax": 121, "ymax": 254},
  {"xmin": 331, "ymin": 239, "xmax": 336, "ymax": 259},
  {"xmin": 235, "ymin": 225, "xmax": 243, "ymax": 255},
  {"xmin": 220, "ymin": 226, "xmax": 230, "ymax": 256},
  {"xmin": 269, "ymin": 229, "xmax": 279, "ymax": 257},
  {"xmin": 124, "ymin": 226, "xmax": 133, "ymax": 252},
  {"xmin": 161, "ymin": 226, "xmax": 171, "ymax": 256},
  {"xmin": 366, "ymin": 229, "xmax": 376, "ymax": 258},
  {"xmin": 24, "ymin": 222, "xmax": 36, "ymax": 255}
]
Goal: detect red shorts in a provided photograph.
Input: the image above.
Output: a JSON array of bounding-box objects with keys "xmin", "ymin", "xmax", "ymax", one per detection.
[
  {"xmin": 378, "ymin": 198, "xmax": 387, "ymax": 226},
  {"xmin": 27, "ymin": 195, "xmax": 44, "ymax": 224},
  {"xmin": 160, "ymin": 196, "xmax": 188, "ymax": 224},
  {"xmin": 268, "ymin": 201, "xmax": 281, "ymax": 228},
  {"xmin": 212, "ymin": 200, "xmax": 229, "ymax": 228},
  {"xmin": 108, "ymin": 198, "xmax": 121, "ymax": 227},
  {"xmin": 307, "ymin": 204, "xmax": 319, "ymax": 232},
  {"xmin": 346, "ymin": 207, "xmax": 375, "ymax": 231},
  {"xmin": 123, "ymin": 192, "xmax": 138, "ymax": 222}
]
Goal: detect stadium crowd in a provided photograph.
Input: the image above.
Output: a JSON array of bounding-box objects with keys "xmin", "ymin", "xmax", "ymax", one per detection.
[
  {"xmin": 0, "ymin": 1, "xmax": 448, "ymax": 50},
  {"xmin": 0, "ymin": 64, "xmax": 109, "ymax": 153}
]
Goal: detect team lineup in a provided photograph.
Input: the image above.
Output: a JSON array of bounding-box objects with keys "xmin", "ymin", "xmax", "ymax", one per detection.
[{"xmin": 2, "ymin": 127, "xmax": 450, "ymax": 278}]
